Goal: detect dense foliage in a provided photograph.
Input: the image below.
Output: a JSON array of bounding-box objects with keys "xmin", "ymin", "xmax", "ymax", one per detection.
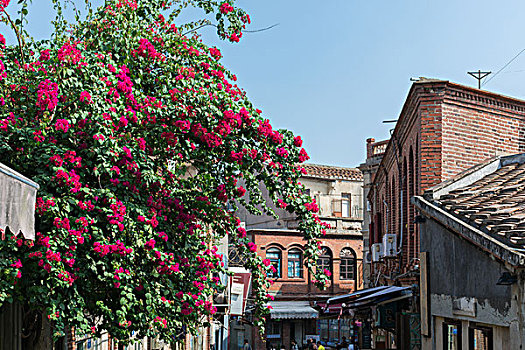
[{"xmin": 0, "ymin": 0, "xmax": 329, "ymax": 343}]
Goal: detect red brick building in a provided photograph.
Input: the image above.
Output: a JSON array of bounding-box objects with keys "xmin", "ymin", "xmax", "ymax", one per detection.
[
  {"xmin": 253, "ymin": 228, "xmax": 362, "ymax": 299},
  {"xmin": 368, "ymin": 78, "xmax": 525, "ymax": 280},
  {"xmin": 251, "ymin": 228, "xmax": 363, "ymax": 349},
  {"xmin": 232, "ymin": 164, "xmax": 364, "ymax": 350},
  {"xmin": 364, "ymin": 78, "xmax": 525, "ymax": 348}
]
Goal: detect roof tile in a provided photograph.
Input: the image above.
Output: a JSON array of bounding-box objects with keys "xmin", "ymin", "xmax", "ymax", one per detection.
[
  {"xmin": 302, "ymin": 164, "xmax": 363, "ymax": 181},
  {"xmin": 435, "ymin": 157, "xmax": 525, "ymax": 249}
]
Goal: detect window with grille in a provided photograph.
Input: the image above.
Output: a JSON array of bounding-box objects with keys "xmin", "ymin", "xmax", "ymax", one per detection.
[
  {"xmin": 340, "ymin": 248, "xmax": 356, "ymax": 280},
  {"xmin": 317, "ymin": 247, "xmax": 332, "ymax": 275},
  {"xmin": 268, "ymin": 320, "xmax": 282, "ymax": 337},
  {"xmin": 332, "ymin": 199, "xmax": 342, "ymax": 217},
  {"xmin": 288, "ymin": 249, "xmax": 303, "ymax": 278},
  {"xmin": 266, "ymin": 248, "xmax": 282, "ymax": 278}
]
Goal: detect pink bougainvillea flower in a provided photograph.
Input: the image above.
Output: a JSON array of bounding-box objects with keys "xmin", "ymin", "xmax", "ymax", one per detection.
[
  {"xmin": 0, "ymin": 0, "xmax": 327, "ymax": 343},
  {"xmin": 0, "ymin": 0, "xmax": 10, "ymax": 10},
  {"xmin": 79, "ymin": 91, "xmax": 92, "ymax": 104},
  {"xmin": 36, "ymin": 80, "xmax": 59, "ymax": 111}
]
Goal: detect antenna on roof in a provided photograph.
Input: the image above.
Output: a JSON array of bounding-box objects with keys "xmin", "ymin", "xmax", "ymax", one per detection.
[{"xmin": 467, "ymin": 70, "xmax": 491, "ymax": 89}]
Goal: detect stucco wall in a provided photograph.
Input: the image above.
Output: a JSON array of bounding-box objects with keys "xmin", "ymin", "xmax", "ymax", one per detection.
[
  {"xmin": 420, "ymin": 219, "xmax": 512, "ymax": 310},
  {"xmin": 419, "ymin": 218, "xmax": 524, "ymax": 349},
  {"xmin": 304, "ymin": 178, "xmax": 363, "ymax": 220},
  {"xmin": 236, "ymin": 175, "xmax": 363, "ymax": 232}
]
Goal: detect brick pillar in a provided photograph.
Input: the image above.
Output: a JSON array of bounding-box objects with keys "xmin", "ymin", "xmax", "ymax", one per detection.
[{"xmin": 366, "ymin": 138, "xmax": 375, "ymax": 158}]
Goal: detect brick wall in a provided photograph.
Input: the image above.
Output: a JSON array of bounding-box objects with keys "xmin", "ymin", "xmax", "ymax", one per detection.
[
  {"xmin": 252, "ymin": 230, "xmax": 363, "ymax": 298},
  {"xmin": 368, "ymin": 80, "xmax": 525, "ymax": 282},
  {"xmin": 441, "ymin": 87, "xmax": 525, "ymax": 179}
]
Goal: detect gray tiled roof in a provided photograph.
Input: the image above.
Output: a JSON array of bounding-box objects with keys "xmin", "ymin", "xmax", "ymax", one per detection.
[
  {"xmin": 303, "ymin": 164, "xmax": 363, "ymax": 181},
  {"xmin": 434, "ymin": 158, "xmax": 525, "ymax": 247}
]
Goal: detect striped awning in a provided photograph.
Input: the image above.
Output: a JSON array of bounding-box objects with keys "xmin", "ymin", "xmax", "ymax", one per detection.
[{"xmin": 269, "ymin": 301, "xmax": 318, "ymax": 319}]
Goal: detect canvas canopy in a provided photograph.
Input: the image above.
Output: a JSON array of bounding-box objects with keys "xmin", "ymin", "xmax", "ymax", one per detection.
[
  {"xmin": 269, "ymin": 301, "xmax": 318, "ymax": 319},
  {"xmin": 0, "ymin": 162, "xmax": 39, "ymax": 240}
]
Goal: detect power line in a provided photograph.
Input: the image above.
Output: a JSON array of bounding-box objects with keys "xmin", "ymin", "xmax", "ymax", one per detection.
[
  {"xmin": 182, "ymin": 23, "xmax": 279, "ymax": 36},
  {"xmin": 244, "ymin": 23, "xmax": 279, "ymax": 33},
  {"xmin": 482, "ymin": 47, "xmax": 525, "ymax": 86}
]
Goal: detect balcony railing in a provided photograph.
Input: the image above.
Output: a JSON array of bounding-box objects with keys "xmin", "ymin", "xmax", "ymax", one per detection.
[{"xmin": 371, "ymin": 140, "xmax": 389, "ymax": 157}]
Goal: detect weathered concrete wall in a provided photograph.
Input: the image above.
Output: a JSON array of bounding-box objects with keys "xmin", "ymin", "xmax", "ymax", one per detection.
[
  {"xmin": 430, "ymin": 316, "xmax": 510, "ymax": 350},
  {"xmin": 419, "ymin": 218, "xmax": 522, "ymax": 349},
  {"xmin": 236, "ymin": 176, "xmax": 363, "ymax": 231},
  {"xmin": 307, "ymin": 178, "xmax": 363, "ymax": 219},
  {"xmin": 359, "ymin": 145, "xmax": 382, "ymax": 288},
  {"xmin": 420, "ymin": 219, "xmax": 512, "ymax": 315}
]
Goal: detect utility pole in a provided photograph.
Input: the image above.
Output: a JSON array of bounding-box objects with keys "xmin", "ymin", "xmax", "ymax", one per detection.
[{"xmin": 467, "ymin": 70, "xmax": 491, "ymax": 89}]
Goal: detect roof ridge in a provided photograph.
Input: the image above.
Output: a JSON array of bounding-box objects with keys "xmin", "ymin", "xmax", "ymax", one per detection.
[
  {"xmin": 302, "ymin": 163, "xmax": 363, "ymax": 181},
  {"xmin": 303, "ymin": 163, "xmax": 360, "ymax": 170}
]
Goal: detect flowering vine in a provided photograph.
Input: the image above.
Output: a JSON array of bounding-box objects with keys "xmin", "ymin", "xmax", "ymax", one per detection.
[{"xmin": 0, "ymin": 0, "xmax": 328, "ymax": 344}]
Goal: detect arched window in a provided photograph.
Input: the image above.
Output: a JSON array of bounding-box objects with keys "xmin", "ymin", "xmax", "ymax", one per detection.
[
  {"xmin": 340, "ymin": 248, "xmax": 356, "ymax": 280},
  {"xmin": 266, "ymin": 248, "xmax": 282, "ymax": 278},
  {"xmin": 317, "ymin": 247, "xmax": 332, "ymax": 275},
  {"xmin": 288, "ymin": 249, "xmax": 303, "ymax": 278}
]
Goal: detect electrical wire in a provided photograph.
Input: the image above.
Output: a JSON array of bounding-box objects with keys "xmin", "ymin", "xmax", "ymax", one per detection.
[
  {"xmin": 483, "ymin": 47, "xmax": 525, "ymax": 86},
  {"xmin": 182, "ymin": 23, "xmax": 279, "ymax": 36},
  {"xmin": 244, "ymin": 23, "xmax": 280, "ymax": 33}
]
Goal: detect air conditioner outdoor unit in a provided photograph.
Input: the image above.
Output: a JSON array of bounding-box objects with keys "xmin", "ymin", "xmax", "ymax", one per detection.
[
  {"xmin": 364, "ymin": 250, "xmax": 372, "ymax": 264},
  {"xmin": 382, "ymin": 234, "xmax": 397, "ymax": 257},
  {"xmin": 371, "ymin": 243, "xmax": 383, "ymax": 262}
]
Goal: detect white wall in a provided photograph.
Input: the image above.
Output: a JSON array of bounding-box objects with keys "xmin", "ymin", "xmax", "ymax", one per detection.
[{"xmin": 237, "ymin": 175, "xmax": 363, "ymax": 232}]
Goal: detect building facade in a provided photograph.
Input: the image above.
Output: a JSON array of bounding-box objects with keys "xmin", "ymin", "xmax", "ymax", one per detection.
[
  {"xmin": 0, "ymin": 162, "xmax": 40, "ymax": 350},
  {"xmin": 414, "ymin": 153, "xmax": 525, "ymax": 350},
  {"xmin": 367, "ymin": 78, "xmax": 525, "ymax": 282},
  {"xmin": 234, "ymin": 164, "xmax": 364, "ymax": 349},
  {"xmin": 359, "ymin": 138, "xmax": 388, "ymax": 288},
  {"xmin": 364, "ymin": 78, "xmax": 525, "ymax": 348}
]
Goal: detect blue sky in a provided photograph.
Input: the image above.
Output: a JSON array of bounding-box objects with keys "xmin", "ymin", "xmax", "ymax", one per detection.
[{"xmin": 3, "ymin": 0, "xmax": 525, "ymax": 167}]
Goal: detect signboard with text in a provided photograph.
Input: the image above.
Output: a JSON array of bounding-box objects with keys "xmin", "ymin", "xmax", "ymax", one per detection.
[{"xmin": 229, "ymin": 268, "xmax": 252, "ymax": 316}]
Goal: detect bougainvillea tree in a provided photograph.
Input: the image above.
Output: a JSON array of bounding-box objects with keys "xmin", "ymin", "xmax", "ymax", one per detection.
[{"xmin": 0, "ymin": 0, "xmax": 329, "ymax": 343}]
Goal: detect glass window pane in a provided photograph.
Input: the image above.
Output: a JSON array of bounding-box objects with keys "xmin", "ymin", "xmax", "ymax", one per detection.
[
  {"xmin": 267, "ymin": 249, "xmax": 282, "ymax": 278},
  {"xmin": 288, "ymin": 250, "xmax": 302, "ymax": 278},
  {"xmin": 340, "ymin": 258, "xmax": 354, "ymax": 280},
  {"xmin": 329, "ymin": 319, "xmax": 339, "ymax": 342}
]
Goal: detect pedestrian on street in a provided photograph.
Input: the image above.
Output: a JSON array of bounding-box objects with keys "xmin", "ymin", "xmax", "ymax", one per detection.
[
  {"xmin": 336, "ymin": 337, "xmax": 349, "ymax": 349},
  {"xmin": 291, "ymin": 340, "xmax": 299, "ymax": 350},
  {"xmin": 317, "ymin": 341, "xmax": 325, "ymax": 350},
  {"xmin": 243, "ymin": 339, "xmax": 252, "ymax": 350}
]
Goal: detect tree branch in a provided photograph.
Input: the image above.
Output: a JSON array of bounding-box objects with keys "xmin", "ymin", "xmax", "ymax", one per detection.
[{"xmin": 1, "ymin": 8, "xmax": 25, "ymax": 66}]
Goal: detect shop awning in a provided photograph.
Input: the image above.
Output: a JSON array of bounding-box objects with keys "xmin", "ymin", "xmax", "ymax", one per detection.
[
  {"xmin": 269, "ymin": 301, "xmax": 318, "ymax": 319},
  {"xmin": 326, "ymin": 286, "xmax": 390, "ymax": 305},
  {"xmin": 349, "ymin": 286, "xmax": 413, "ymax": 307},
  {"xmin": 0, "ymin": 163, "xmax": 39, "ymax": 240}
]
